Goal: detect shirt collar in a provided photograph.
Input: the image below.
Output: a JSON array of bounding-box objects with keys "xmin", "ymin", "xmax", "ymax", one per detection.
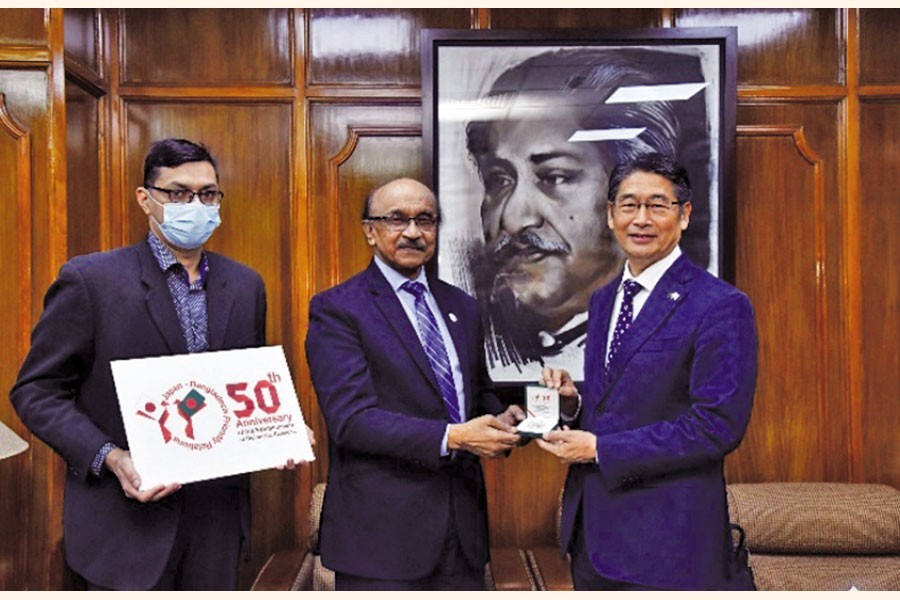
[
  {"xmin": 373, "ymin": 255, "xmax": 429, "ymax": 295},
  {"xmin": 147, "ymin": 232, "xmax": 209, "ymax": 287},
  {"xmin": 622, "ymin": 245, "xmax": 682, "ymax": 294}
]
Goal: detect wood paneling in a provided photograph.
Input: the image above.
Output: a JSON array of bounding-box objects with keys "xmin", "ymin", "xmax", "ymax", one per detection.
[
  {"xmin": 122, "ymin": 9, "xmax": 292, "ymax": 86},
  {"xmin": 859, "ymin": 100, "xmax": 900, "ymax": 486},
  {"xmin": 0, "ymin": 9, "xmax": 67, "ymax": 591},
  {"xmin": 0, "ymin": 92, "xmax": 32, "ymax": 592},
  {"xmin": 859, "ymin": 10, "xmax": 900, "ymax": 87},
  {"xmin": 677, "ymin": 9, "xmax": 841, "ymax": 86},
  {"xmin": 728, "ymin": 123, "xmax": 833, "ymax": 482},
  {"xmin": 728, "ymin": 100, "xmax": 851, "ymax": 484},
  {"xmin": 308, "ymin": 9, "xmax": 469, "ymax": 86},
  {"xmin": 0, "ymin": 9, "xmax": 46, "ymax": 46},
  {"xmin": 489, "ymin": 8, "xmax": 660, "ymax": 30},
  {"xmin": 65, "ymin": 83, "xmax": 101, "ymax": 259},
  {"xmin": 63, "ymin": 9, "xmax": 98, "ymax": 75}
]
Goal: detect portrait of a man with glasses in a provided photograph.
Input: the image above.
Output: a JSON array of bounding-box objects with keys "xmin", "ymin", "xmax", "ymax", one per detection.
[
  {"xmin": 436, "ymin": 45, "xmax": 719, "ymax": 382},
  {"xmin": 10, "ymin": 138, "xmax": 275, "ymax": 590}
]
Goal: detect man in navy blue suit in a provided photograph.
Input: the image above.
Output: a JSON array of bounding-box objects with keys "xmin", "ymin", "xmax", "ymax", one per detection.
[
  {"xmin": 11, "ymin": 139, "xmax": 269, "ymax": 590},
  {"xmin": 537, "ymin": 153, "xmax": 757, "ymax": 590},
  {"xmin": 306, "ymin": 177, "xmax": 524, "ymax": 590}
]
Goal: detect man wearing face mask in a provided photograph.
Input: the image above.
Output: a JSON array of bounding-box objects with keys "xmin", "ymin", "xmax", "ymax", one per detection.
[{"xmin": 10, "ymin": 138, "xmax": 268, "ymax": 590}]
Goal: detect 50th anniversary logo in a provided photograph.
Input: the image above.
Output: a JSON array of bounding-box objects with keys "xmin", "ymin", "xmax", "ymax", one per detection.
[{"xmin": 136, "ymin": 373, "xmax": 296, "ymax": 451}]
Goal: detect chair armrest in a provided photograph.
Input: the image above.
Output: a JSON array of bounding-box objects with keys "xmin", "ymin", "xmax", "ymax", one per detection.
[
  {"xmin": 250, "ymin": 549, "xmax": 310, "ymax": 591},
  {"xmin": 487, "ymin": 547, "xmax": 536, "ymax": 590},
  {"xmin": 526, "ymin": 546, "xmax": 573, "ymax": 591}
]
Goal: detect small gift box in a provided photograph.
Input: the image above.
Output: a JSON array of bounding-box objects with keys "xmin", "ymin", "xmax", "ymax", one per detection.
[{"xmin": 516, "ymin": 385, "xmax": 560, "ymax": 438}]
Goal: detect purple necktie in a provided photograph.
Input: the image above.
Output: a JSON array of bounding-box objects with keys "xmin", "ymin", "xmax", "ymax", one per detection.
[
  {"xmin": 606, "ymin": 279, "xmax": 643, "ymax": 370},
  {"xmin": 401, "ymin": 281, "xmax": 462, "ymax": 423}
]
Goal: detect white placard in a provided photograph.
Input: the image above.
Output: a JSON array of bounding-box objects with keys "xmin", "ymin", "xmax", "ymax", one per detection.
[
  {"xmin": 516, "ymin": 385, "xmax": 560, "ymax": 438},
  {"xmin": 111, "ymin": 345, "xmax": 314, "ymax": 490}
]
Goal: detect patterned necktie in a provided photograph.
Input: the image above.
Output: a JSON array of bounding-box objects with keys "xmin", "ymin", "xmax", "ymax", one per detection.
[
  {"xmin": 606, "ymin": 279, "xmax": 643, "ymax": 370},
  {"xmin": 400, "ymin": 281, "xmax": 462, "ymax": 423}
]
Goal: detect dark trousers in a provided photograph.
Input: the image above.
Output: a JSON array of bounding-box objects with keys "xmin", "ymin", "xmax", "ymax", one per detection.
[
  {"xmin": 335, "ymin": 506, "xmax": 484, "ymax": 591},
  {"xmin": 570, "ymin": 508, "xmax": 662, "ymax": 591},
  {"xmin": 88, "ymin": 486, "xmax": 243, "ymax": 591}
]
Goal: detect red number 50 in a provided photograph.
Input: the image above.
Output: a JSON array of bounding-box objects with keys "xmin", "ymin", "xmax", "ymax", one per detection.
[{"xmin": 226, "ymin": 380, "xmax": 281, "ymax": 418}]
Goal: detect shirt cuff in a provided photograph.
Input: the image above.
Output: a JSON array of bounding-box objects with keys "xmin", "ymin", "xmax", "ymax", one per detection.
[
  {"xmin": 91, "ymin": 441, "xmax": 117, "ymax": 477},
  {"xmin": 560, "ymin": 393, "xmax": 582, "ymax": 424},
  {"xmin": 440, "ymin": 425, "xmax": 451, "ymax": 456}
]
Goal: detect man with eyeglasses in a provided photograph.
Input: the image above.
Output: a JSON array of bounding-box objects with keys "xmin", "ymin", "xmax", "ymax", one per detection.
[
  {"xmin": 536, "ymin": 153, "xmax": 758, "ymax": 590},
  {"xmin": 11, "ymin": 138, "xmax": 275, "ymax": 590},
  {"xmin": 305, "ymin": 177, "xmax": 525, "ymax": 590},
  {"xmin": 463, "ymin": 48, "xmax": 713, "ymax": 382}
]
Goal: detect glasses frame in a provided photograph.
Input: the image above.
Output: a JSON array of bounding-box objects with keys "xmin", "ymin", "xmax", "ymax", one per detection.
[
  {"xmin": 145, "ymin": 185, "xmax": 224, "ymax": 206},
  {"xmin": 364, "ymin": 214, "xmax": 440, "ymax": 232},
  {"xmin": 612, "ymin": 199, "xmax": 684, "ymax": 217}
]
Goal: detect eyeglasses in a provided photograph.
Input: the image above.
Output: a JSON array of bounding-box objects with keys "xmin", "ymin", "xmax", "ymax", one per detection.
[
  {"xmin": 146, "ymin": 186, "xmax": 224, "ymax": 206},
  {"xmin": 614, "ymin": 199, "xmax": 682, "ymax": 217},
  {"xmin": 365, "ymin": 214, "xmax": 439, "ymax": 232}
]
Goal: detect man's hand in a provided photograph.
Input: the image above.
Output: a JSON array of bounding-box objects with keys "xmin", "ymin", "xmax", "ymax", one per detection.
[
  {"xmin": 448, "ymin": 414, "xmax": 521, "ymax": 458},
  {"xmin": 277, "ymin": 426, "xmax": 317, "ymax": 470},
  {"xmin": 496, "ymin": 404, "xmax": 526, "ymax": 428},
  {"xmin": 541, "ymin": 366, "xmax": 580, "ymax": 418},
  {"xmin": 105, "ymin": 447, "xmax": 180, "ymax": 502},
  {"xmin": 535, "ymin": 426, "xmax": 598, "ymax": 464}
]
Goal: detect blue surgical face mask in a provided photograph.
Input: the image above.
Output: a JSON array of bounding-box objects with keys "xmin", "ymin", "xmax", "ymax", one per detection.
[{"xmin": 147, "ymin": 193, "xmax": 221, "ymax": 250}]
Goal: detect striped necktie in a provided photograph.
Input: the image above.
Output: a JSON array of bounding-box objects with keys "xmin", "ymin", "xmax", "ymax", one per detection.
[{"xmin": 401, "ymin": 281, "xmax": 462, "ymax": 423}]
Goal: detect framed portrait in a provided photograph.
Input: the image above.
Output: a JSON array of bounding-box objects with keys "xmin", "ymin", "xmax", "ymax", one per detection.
[{"xmin": 421, "ymin": 28, "xmax": 737, "ymax": 384}]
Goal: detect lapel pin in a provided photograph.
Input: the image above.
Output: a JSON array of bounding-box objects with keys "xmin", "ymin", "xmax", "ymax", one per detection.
[
  {"xmin": 449, "ymin": 313, "xmax": 458, "ymax": 323},
  {"xmin": 668, "ymin": 291, "xmax": 680, "ymax": 302}
]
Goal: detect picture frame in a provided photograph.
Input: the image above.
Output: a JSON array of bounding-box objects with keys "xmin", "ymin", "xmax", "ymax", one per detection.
[{"xmin": 421, "ymin": 28, "xmax": 737, "ymax": 384}]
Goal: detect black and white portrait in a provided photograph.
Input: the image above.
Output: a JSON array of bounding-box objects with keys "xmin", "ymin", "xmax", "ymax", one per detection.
[{"xmin": 424, "ymin": 32, "xmax": 733, "ymax": 383}]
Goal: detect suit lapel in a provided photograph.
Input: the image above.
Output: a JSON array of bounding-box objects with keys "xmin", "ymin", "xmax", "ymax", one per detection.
[
  {"xmin": 205, "ymin": 253, "xmax": 234, "ymax": 351},
  {"xmin": 591, "ymin": 276, "xmax": 619, "ymax": 401},
  {"xmin": 365, "ymin": 263, "xmax": 442, "ymax": 397},
  {"xmin": 605, "ymin": 255, "xmax": 695, "ymax": 388},
  {"xmin": 137, "ymin": 240, "xmax": 188, "ymax": 355}
]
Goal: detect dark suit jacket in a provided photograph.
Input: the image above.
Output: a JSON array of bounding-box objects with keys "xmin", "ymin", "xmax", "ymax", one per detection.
[
  {"xmin": 560, "ymin": 253, "xmax": 757, "ymax": 590},
  {"xmin": 305, "ymin": 261, "xmax": 506, "ymax": 580},
  {"xmin": 10, "ymin": 238, "xmax": 266, "ymax": 590}
]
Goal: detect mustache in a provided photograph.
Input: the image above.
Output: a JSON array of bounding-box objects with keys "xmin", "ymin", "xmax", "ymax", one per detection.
[
  {"xmin": 398, "ymin": 240, "xmax": 427, "ymax": 251},
  {"xmin": 491, "ymin": 230, "xmax": 569, "ymax": 265}
]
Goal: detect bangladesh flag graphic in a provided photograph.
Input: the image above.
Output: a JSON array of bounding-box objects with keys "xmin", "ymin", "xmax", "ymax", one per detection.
[{"xmin": 177, "ymin": 389, "xmax": 207, "ymax": 439}]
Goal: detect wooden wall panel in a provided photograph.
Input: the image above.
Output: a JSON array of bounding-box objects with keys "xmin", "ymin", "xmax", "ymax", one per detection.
[
  {"xmin": 122, "ymin": 9, "xmax": 292, "ymax": 85},
  {"xmin": 0, "ymin": 9, "xmax": 67, "ymax": 591},
  {"xmin": 858, "ymin": 10, "xmax": 900, "ymax": 86},
  {"xmin": 0, "ymin": 9, "xmax": 45, "ymax": 46},
  {"xmin": 490, "ymin": 8, "xmax": 660, "ymax": 29},
  {"xmin": 726, "ymin": 102, "xmax": 849, "ymax": 483},
  {"xmin": 65, "ymin": 84, "xmax": 101, "ymax": 259},
  {"xmin": 63, "ymin": 9, "xmax": 98, "ymax": 74},
  {"xmin": 0, "ymin": 93, "xmax": 32, "ymax": 592},
  {"xmin": 677, "ymin": 9, "xmax": 841, "ymax": 86},
  {"xmin": 858, "ymin": 100, "xmax": 900, "ymax": 488},
  {"xmin": 307, "ymin": 9, "xmax": 470, "ymax": 86}
]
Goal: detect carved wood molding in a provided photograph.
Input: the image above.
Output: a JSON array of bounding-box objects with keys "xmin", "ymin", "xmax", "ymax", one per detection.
[
  {"xmin": 0, "ymin": 93, "xmax": 34, "ymax": 366},
  {"xmin": 736, "ymin": 124, "xmax": 828, "ymax": 452},
  {"xmin": 324, "ymin": 124, "xmax": 421, "ymax": 285}
]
